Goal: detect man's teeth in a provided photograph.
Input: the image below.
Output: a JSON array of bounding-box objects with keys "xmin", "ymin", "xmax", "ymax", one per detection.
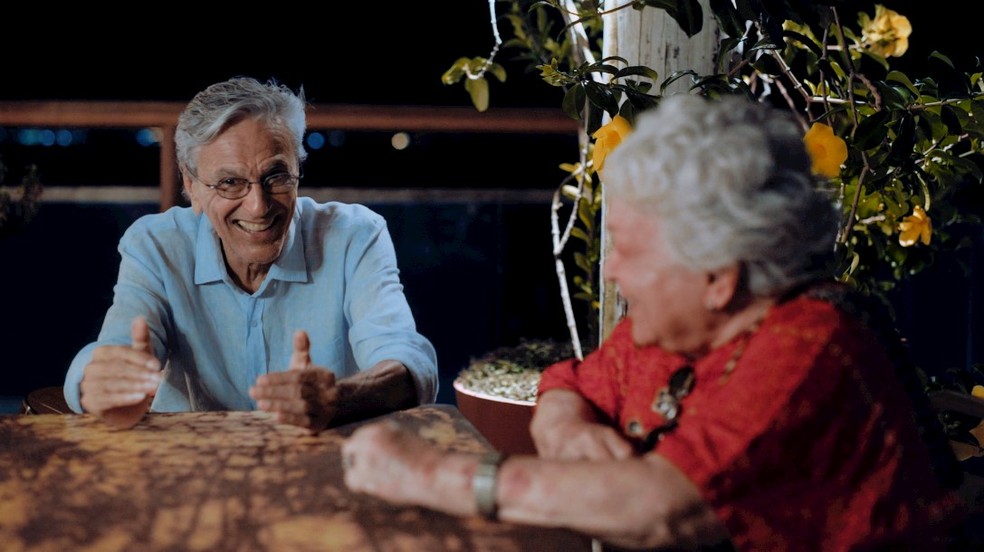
[{"xmin": 238, "ymin": 220, "xmax": 273, "ymax": 232}]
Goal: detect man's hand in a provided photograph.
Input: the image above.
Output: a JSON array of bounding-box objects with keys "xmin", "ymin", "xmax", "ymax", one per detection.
[
  {"xmin": 250, "ymin": 330, "xmax": 339, "ymax": 432},
  {"xmin": 80, "ymin": 316, "xmax": 161, "ymax": 429}
]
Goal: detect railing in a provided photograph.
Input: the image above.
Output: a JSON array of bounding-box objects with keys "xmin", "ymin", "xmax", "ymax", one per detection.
[{"xmin": 0, "ymin": 101, "xmax": 578, "ymax": 211}]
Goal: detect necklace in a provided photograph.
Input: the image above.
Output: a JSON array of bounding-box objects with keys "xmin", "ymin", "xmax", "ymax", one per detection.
[
  {"xmin": 719, "ymin": 310, "xmax": 766, "ymax": 383},
  {"xmin": 633, "ymin": 306, "xmax": 770, "ymax": 452}
]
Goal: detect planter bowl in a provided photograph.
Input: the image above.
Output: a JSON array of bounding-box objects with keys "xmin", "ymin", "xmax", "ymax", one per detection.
[{"xmin": 453, "ymin": 379, "xmax": 537, "ymax": 455}]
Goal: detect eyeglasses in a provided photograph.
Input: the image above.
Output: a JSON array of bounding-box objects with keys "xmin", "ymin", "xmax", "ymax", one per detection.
[
  {"xmin": 190, "ymin": 171, "xmax": 301, "ymax": 199},
  {"xmin": 638, "ymin": 365, "xmax": 695, "ymax": 452}
]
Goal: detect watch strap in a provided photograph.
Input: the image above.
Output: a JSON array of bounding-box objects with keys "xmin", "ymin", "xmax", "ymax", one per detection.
[{"xmin": 472, "ymin": 451, "xmax": 506, "ymax": 520}]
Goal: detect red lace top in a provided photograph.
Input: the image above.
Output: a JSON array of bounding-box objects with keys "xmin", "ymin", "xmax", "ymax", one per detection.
[{"xmin": 537, "ymin": 294, "xmax": 964, "ymax": 550}]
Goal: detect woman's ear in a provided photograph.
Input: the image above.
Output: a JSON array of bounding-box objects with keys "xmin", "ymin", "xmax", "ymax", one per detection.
[{"xmin": 703, "ymin": 264, "xmax": 741, "ymax": 311}]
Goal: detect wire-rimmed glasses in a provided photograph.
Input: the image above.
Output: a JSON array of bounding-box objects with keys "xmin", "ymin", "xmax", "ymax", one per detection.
[{"xmin": 190, "ymin": 171, "xmax": 301, "ymax": 199}]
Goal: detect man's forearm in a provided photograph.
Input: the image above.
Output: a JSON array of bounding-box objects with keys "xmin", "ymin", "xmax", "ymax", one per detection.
[{"xmin": 334, "ymin": 360, "xmax": 418, "ymax": 425}]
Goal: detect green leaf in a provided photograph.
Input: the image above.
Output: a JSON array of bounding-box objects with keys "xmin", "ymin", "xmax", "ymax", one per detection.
[
  {"xmin": 465, "ymin": 78, "xmax": 490, "ymax": 112},
  {"xmin": 782, "ymin": 29, "xmax": 823, "ymax": 59},
  {"xmin": 886, "ymin": 71, "xmax": 918, "ymax": 95},
  {"xmin": 617, "ymin": 79, "xmax": 655, "ymax": 95},
  {"xmin": 661, "ymin": 69, "xmax": 698, "ymax": 93},
  {"xmin": 708, "ymin": 0, "xmax": 744, "ymax": 38},
  {"xmin": 635, "ymin": 0, "xmax": 704, "ymax": 37},
  {"xmin": 971, "ymin": 101, "xmax": 984, "ymax": 130},
  {"xmin": 872, "ymin": 81, "xmax": 909, "ymax": 110},
  {"xmin": 578, "ymin": 199, "xmax": 595, "ymax": 230},
  {"xmin": 614, "ymin": 66, "xmax": 660, "ymax": 82},
  {"xmin": 585, "ymin": 63, "xmax": 623, "ymax": 77},
  {"xmin": 915, "ymin": 109, "xmax": 946, "ymax": 144},
  {"xmin": 441, "ymin": 57, "xmax": 472, "ymax": 85},
  {"xmin": 749, "ymin": 36, "xmax": 781, "ymax": 52},
  {"xmin": 562, "ymin": 84, "xmax": 586, "ymax": 120},
  {"xmin": 949, "ymin": 155, "xmax": 984, "ymax": 182},
  {"xmin": 940, "ymin": 105, "xmax": 963, "ymax": 136},
  {"xmin": 887, "ymin": 114, "xmax": 916, "ymax": 165},
  {"xmin": 571, "ymin": 227, "xmax": 590, "ymax": 242},
  {"xmin": 574, "ymin": 251, "xmax": 592, "ymax": 273},
  {"xmin": 488, "ymin": 63, "xmax": 508, "ymax": 83},
  {"xmin": 854, "ymin": 110, "xmax": 892, "ymax": 151},
  {"xmin": 618, "ymin": 100, "xmax": 639, "ymax": 122},
  {"xmin": 929, "ymin": 51, "xmax": 956, "ymax": 70},
  {"xmin": 584, "ymin": 82, "xmax": 619, "ymax": 118}
]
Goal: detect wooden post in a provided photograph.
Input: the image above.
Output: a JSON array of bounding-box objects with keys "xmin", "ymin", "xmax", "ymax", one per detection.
[
  {"xmin": 159, "ymin": 125, "xmax": 179, "ymax": 211},
  {"xmin": 598, "ymin": 1, "xmax": 719, "ymax": 341}
]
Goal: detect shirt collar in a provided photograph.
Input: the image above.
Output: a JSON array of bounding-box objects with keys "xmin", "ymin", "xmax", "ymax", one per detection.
[{"xmin": 193, "ymin": 206, "xmax": 308, "ymax": 286}]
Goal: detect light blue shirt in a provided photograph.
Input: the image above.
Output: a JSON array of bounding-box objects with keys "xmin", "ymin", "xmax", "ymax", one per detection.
[{"xmin": 64, "ymin": 197, "xmax": 438, "ymax": 412}]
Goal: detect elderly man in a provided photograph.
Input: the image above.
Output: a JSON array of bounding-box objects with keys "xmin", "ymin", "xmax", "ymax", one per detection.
[{"xmin": 64, "ymin": 77, "xmax": 437, "ymax": 431}]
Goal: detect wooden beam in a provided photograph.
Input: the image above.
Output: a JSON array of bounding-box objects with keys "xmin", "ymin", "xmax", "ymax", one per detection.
[
  {"xmin": 0, "ymin": 102, "xmax": 577, "ymax": 134},
  {"xmin": 0, "ymin": 101, "xmax": 577, "ymax": 211}
]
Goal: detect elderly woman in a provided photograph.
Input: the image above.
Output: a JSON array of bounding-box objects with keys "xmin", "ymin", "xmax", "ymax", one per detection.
[
  {"xmin": 342, "ymin": 95, "xmax": 964, "ymax": 550},
  {"xmin": 64, "ymin": 77, "xmax": 437, "ymax": 430}
]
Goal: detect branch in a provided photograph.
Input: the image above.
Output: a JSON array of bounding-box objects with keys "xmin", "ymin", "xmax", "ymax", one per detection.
[
  {"xmin": 468, "ymin": 0, "xmax": 505, "ymax": 80},
  {"xmin": 551, "ymin": 175, "xmax": 586, "ymax": 361},
  {"xmin": 838, "ymin": 152, "xmax": 872, "ymax": 246}
]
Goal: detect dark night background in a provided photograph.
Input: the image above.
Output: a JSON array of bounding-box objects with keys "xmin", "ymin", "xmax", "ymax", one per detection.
[
  {"xmin": 0, "ymin": 3, "xmax": 975, "ymax": 105},
  {"xmin": 1, "ymin": 2, "xmax": 982, "ymax": 407},
  {"xmin": 0, "ymin": 4, "xmax": 558, "ymax": 106}
]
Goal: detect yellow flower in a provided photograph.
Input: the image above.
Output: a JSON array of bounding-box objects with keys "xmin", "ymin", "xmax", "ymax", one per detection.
[
  {"xmin": 972, "ymin": 385, "xmax": 984, "ymax": 399},
  {"xmin": 591, "ymin": 115, "xmax": 632, "ymax": 172},
  {"xmin": 861, "ymin": 5, "xmax": 912, "ymax": 58},
  {"xmin": 898, "ymin": 205, "xmax": 932, "ymax": 247},
  {"xmin": 954, "ymin": 420, "xmax": 984, "ymax": 461},
  {"xmin": 803, "ymin": 122, "xmax": 848, "ymax": 178}
]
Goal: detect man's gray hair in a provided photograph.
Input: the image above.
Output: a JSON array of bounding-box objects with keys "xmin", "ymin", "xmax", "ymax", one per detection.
[{"xmin": 175, "ymin": 76, "xmax": 308, "ymax": 175}]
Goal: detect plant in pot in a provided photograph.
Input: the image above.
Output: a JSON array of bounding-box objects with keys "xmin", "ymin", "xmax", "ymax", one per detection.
[
  {"xmin": 454, "ymin": 339, "xmax": 575, "ymax": 454},
  {"xmin": 447, "ymin": 0, "xmax": 984, "ymax": 458},
  {"xmin": 0, "ymin": 160, "xmax": 42, "ymax": 239}
]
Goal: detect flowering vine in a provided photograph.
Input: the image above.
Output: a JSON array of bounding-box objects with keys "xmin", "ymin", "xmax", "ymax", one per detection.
[
  {"xmin": 449, "ymin": 1, "xmax": 984, "ymax": 450},
  {"xmin": 449, "ymin": 1, "xmax": 984, "ymax": 310}
]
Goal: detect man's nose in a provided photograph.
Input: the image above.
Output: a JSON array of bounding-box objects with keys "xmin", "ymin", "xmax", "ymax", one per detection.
[{"xmin": 240, "ymin": 180, "xmax": 271, "ymax": 212}]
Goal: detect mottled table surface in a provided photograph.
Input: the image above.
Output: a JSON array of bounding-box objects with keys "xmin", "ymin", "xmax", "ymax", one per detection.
[{"xmin": 0, "ymin": 405, "xmax": 591, "ymax": 551}]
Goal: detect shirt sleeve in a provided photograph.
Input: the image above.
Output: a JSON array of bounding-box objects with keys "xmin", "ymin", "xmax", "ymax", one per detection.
[
  {"xmin": 537, "ymin": 319, "xmax": 635, "ymax": 418},
  {"xmin": 63, "ymin": 217, "xmax": 174, "ymax": 412},
  {"xmin": 342, "ymin": 210, "xmax": 438, "ymax": 404}
]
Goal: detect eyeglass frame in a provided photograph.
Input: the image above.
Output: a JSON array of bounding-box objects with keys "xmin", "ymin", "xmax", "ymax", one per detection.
[{"xmin": 184, "ymin": 167, "xmax": 302, "ymax": 200}]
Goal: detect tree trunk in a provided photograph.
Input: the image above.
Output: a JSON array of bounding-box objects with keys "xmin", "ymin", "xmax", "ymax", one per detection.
[{"xmin": 598, "ymin": 1, "xmax": 719, "ymax": 341}]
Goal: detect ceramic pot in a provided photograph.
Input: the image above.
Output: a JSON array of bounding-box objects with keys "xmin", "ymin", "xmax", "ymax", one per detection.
[{"xmin": 453, "ymin": 379, "xmax": 537, "ymax": 455}]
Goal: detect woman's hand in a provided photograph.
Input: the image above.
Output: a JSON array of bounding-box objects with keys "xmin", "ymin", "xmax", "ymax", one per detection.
[
  {"xmin": 532, "ymin": 389, "xmax": 634, "ymax": 461},
  {"xmin": 342, "ymin": 420, "xmax": 450, "ymax": 512}
]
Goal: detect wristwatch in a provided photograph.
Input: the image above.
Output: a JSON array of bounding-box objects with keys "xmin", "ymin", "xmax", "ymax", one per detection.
[{"xmin": 472, "ymin": 451, "xmax": 506, "ymax": 520}]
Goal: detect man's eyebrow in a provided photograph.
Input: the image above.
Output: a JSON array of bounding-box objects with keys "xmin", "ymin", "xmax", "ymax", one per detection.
[{"xmin": 265, "ymin": 161, "xmax": 289, "ymax": 171}]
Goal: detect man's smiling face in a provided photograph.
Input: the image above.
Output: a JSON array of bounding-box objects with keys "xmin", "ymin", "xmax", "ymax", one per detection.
[{"xmin": 183, "ymin": 116, "xmax": 298, "ymax": 288}]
